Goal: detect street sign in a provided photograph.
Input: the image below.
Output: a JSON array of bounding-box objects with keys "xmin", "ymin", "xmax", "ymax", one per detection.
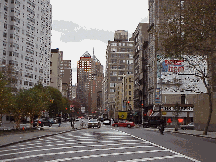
[
  {"xmin": 70, "ymin": 105, "xmax": 74, "ymax": 110},
  {"xmin": 81, "ymin": 107, "xmax": 85, "ymax": 113}
]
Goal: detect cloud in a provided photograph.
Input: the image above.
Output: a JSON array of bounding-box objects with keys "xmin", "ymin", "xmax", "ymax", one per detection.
[{"xmin": 52, "ymin": 20, "xmax": 115, "ymax": 43}]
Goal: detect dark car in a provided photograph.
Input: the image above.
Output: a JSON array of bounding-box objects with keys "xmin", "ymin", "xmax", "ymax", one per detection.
[
  {"xmin": 180, "ymin": 122, "xmax": 194, "ymax": 130},
  {"xmin": 143, "ymin": 119, "xmax": 161, "ymax": 128},
  {"xmin": 112, "ymin": 120, "xmax": 135, "ymax": 128},
  {"xmin": 33, "ymin": 118, "xmax": 52, "ymax": 127}
]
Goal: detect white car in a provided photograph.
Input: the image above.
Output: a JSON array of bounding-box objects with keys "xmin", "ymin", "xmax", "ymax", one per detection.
[
  {"xmin": 88, "ymin": 119, "xmax": 101, "ymax": 128},
  {"xmin": 103, "ymin": 119, "xmax": 111, "ymax": 125}
]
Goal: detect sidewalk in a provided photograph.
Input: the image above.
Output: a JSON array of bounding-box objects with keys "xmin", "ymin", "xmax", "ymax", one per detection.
[
  {"xmin": 0, "ymin": 123, "xmax": 77, "ymax": 148},
  {"xmin": 145, "ymin": 127, "xmax": 216, "ymax": 139}
]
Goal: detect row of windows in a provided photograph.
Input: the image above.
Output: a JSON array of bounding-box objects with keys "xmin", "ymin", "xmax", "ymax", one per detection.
[{"xmin": 110, "ymin": 43, "xmax": 133, "ymax": 47}]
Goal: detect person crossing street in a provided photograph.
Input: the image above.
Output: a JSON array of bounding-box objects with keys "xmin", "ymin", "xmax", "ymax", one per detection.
[{"xmin": 159, "ymin": 118, "xmax": 165, "ymax": 135}]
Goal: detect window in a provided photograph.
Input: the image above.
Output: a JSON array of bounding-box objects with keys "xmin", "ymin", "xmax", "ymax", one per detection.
[
  {"xmin": 4, "ymin": 23, "xmax": 7, "ymax": 29},
  {"xmin": 50, "ymin": 62, "xmax": 52, "ymax": 66},
  {"xmin": 129, "ymin": 91, "xmax": 131, "ymax": 95},
  {"xmin": 3, "ymin": 41, "xmax": 7, "ymax": 46},
  {"xmin": 24, "ymin": 81, "xmax": 28, "ymax": 85},
  {"xmin": 3, "ymin": 32, "xmax": 7, "ymax": 37},
  {"xmin": 11, "ymin": 0, "xmax": 14, "ymax": 3},
  {"xmin": 50, "ymin": 70, "xmax": 52, "ymax": 74},
  {"xmin": 129, "ymin": 85, "xmax": 131, "ymax": 89},
  {"xmin": 3, "ymin": 50, "xmax": 6, "ymax": 55},
  {"xmin": 181, "ymin": 94, "xmax": 185, "ymax": 104},
  {"xmin": 4, "ymin": 6, "xmax": 8, "ymax": 11},
  {"xmin": 110, "ymin": 83, "xmax": 115, "ymax": 87},
  {"xmin": 110, "ymin": 89, "xmax": 115, "ymax": 92}
]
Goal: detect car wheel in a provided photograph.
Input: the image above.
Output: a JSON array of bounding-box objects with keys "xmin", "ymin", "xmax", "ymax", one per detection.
[
  {"xmin": 49, "ymin": 124, "xmax": 52, "ymax": 127},
  {"xmin": 41, "ymin": 124, "xmax": 44, "ymax": 127},
  {"xmin": 115, "ymin": 124, "xmax": 118, "ymax": 127},
  {"xmin": 98, "ymin": 125, "xmax": 100, "ymax": 128},
  {"xmin": 127, "ymin": 124, "xmax": 131, "ymax": 128}
]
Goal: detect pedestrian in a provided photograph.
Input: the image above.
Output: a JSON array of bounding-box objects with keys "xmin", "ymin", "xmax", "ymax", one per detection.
[
  {"xmin": 58, "ymin": 117, "xmax": 61, "ymax": 127},
  {"xmin": 159, "ymin": 118, "xmax": 165, "ymax": 135}
]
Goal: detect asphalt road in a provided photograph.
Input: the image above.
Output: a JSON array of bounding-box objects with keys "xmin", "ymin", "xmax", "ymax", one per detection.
[
  {"xmin": 112, "ymin": 126, "xmax": 216, "ymax": 162},
  {"xmin": 0, "ymin": 121, "xmax": 211, "ymax": 162}
]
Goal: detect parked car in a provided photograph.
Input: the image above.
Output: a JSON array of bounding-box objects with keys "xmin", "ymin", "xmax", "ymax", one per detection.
[
  {"xmin": 48, "ymin": 118, "xmax": 57, "ymax": 124},
  {"xmin": 103, "ymin": 119, "xmax": 111, "ymax": 125},
  {"xmin": 88, "ymin": 119, "xmax": 101, "ymax": 128},
  {"xmin": 98, "ymin": 118, "xmax": 104, "ymax": 122},
  {"xmin": 33, "ymin": 118, "xmax": 52, "ymax": 127},
  {"xmin": 112, "ymin": 120, "xmax": 135, "ymax": 128},
  {"xmin": 143, "ymin": 119, "xmax": 161, "ymax": 128},
  {"xmin": 180, "ymin": 122, "xmax": 194, "ymax": 130}
]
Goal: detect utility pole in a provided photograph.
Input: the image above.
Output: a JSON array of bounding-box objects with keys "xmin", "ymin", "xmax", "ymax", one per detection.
[{"xmin": 159, "ymin": 62, "xmax": 162, "ymax": 119}]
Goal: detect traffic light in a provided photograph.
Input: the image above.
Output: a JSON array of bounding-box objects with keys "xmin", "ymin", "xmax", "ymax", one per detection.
[
  {"xmin": 127, "ymin": 101, "xmax": 130, "ymax": 104},
  {"xmin": 105, "ymin": 109, "xmax": 106, "ymax": 111},
  {"xmin": 141, "ymin": 103, "xmax": 144, "ymax": 107},
  {"xmin": 65, "ymin": 108, "xmax": 67, "ymax": 110}
]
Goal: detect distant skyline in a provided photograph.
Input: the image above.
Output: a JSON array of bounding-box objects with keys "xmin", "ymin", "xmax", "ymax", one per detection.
[{"xmin": 50, "ymin": 0, "xmax": 149, "ymax": 85}]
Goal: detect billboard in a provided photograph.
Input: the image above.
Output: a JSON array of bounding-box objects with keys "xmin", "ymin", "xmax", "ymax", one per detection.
[
  {"xmin": 157, "ymin": 57, "xmax": 207, "ymax": 94},
  {"xmin": 118, "ymin": 111, "xmax": 127, "ymax": 120}
]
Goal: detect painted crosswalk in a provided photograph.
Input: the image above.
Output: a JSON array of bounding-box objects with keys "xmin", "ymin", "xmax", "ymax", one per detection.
[{"xmin": 0, "ymin": 127, "xmax": 200, "ymax": 162}]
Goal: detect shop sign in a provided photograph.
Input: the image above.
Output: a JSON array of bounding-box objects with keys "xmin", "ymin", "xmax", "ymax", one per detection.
[{"xmin": 163, "ymin": 106, "xmax": 193, "ymax": 111}]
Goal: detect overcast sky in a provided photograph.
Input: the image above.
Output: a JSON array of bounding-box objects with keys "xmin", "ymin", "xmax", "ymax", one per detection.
[{"xmin": 50, "ymin": 0, "xmax": 149, "ymax": 85}]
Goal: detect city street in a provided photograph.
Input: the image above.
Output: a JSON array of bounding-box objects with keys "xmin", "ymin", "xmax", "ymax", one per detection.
[{"xmin": 0, "ymin": 120, "xmax": 214, "ymax": 162}]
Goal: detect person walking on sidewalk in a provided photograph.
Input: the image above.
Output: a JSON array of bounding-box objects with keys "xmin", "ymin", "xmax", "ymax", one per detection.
[{"xmin": 58, "ymin": 118, "xmax": 61, "ymax": 127}]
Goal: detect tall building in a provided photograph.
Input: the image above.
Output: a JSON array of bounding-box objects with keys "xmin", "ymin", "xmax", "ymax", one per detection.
[
  {"xmin": 104, "ymin": 30, "xmax": 134, "ymax": 117},
  {"xmin": 132, "ymin": 23, "xmax": 149, "ymax": 117},
  {"xmin": 60, "ymin": 57, "xmax": 72, "ymax": 99},
  {"xmin": 0, "ymin": 0, "xmax": 52, "ymax": 89},
  {"xmin": 50, "ymin": 49, "xmax": 62, "ymax": 92},
  {"xmin": 72, "ymin": 84, "xmax": 77, "ymax": 99},
  {"xmin": 77, "ymin": 51, "xmax": 103, "ymax": 114}
]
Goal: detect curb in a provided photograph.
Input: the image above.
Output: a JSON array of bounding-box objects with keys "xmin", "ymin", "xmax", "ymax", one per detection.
[
  {"xmin": 0, "ymin": 128, "xmax": 77, "ymax": 148},
  {"xmin": 146, "ymin": 128, "xmax": 216, "ymax": 140}
]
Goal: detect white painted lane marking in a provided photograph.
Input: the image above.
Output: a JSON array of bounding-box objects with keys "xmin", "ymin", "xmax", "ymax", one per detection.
[
  {"xmin": 0, "ymin": 145, "xmax": 157, "ymax": 160},
  {"xmin": 117, "ymin": 154, "xmax": 184, "ymax": 162},
  {"xmin": 44, "ymin": 149, "xmax": 169, "ymax": 162},
  {"xmin": 112, "ymin": 128, "xmax": 201, "ymax": 162}
]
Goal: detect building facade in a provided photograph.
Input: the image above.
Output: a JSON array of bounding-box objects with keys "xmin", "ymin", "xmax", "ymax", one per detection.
[
  {"xmin": 148, "ymin": 0, "xmax": 207, "ymax": 125},
  {"xmin": 77, "ymin": 51, "xmax": 103, "ymax": 115},
  {"xmin": 104, "ymin": 30, "xmax": 134, "ymax": 118},
  {"xmin": 60, "ymin": 58, "xmax": 72, "ymax": 99},
  {"xmin": 72, "ymin": 84, "xmax": 77, "ymax": 99},
  {"xmin": 0, "ymin": 0, "xmax": 52, "ymax": 90},
  {"xmin": 132, "ymin": 23, "xmax": 149, "ymax": 118},
  {"xmin": 50, "ymin": 49, "xmax": 62, "ymax": 92}
]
